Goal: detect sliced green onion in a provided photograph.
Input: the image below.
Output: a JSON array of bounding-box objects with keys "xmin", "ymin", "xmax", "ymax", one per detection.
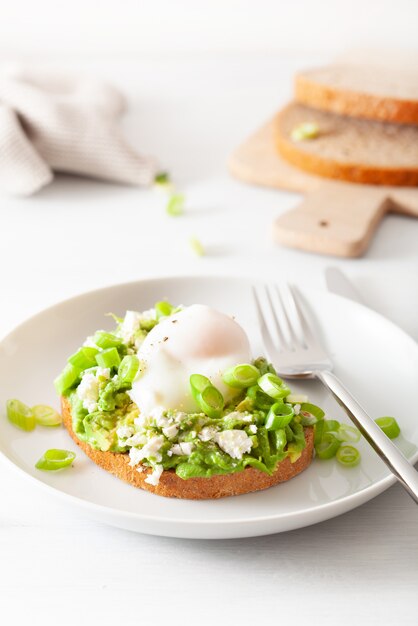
[
  {"xmin": 336, "ymin": 445, "xmax": 361, "ymax": 467},
  {"xmin": 287, "ymin": 394, "xmax": 309, "ymax": 404},
  {"xmin": 323, "ymin": 419, "xmax": 340, "ymax": 433},
  {"xmin": 375, "ymin": 417, "xmax": 401, "ymax": 439},
  {"xmin": 190, "ymin": 237, "xmax": 205, "ymax": 257},
  {"xmin": 32, "ymin": 405, "xmax": 62, "ymax": 427},
  {"xmin": 155, "ymin": 301, "xmax": 174, "ymax": 319},
  {"xmin": 314, "ymin": 419, "xmax": 325, "ymax": 446},
  {"xmin": 154, "ymin": 171, "xmax": 170, "ymax": 185},
  {"xmin": 96, "ymin": 347, "xmax": 121, "ymax": 369},
  {"xmin": 7, "ymin": 399, "xmax": 36, "ymax": 431},
  {"xmin": 35, "ymin": 449, "xmax": 76, "ymax": 471},
  {"xmin": 274, "ymin": 428, "xmax": 287, "ymax": 452},
  {"xmin": 222, "ymin": 364, "xmax": 260, "ymax": 389},
  {"xmin": 68, "ymin": 347, "xmax": 99, "ymax": 370},
  {"xmin": 190, "ymin": 374, "xmax": 211, "ymax": 400},
  {"xmin": 118, "ymin": 355, "xmax": 139, "ymax": 384},
  {"xmin": 336, "ymin": 424, "xmax": 361, "ymax": 443},
  {"xmin": 291, "ymin": 122, "xmax": 320, "ymax": 142},
  {"xmin": 166, "ymin": 193, "xmax": 185, "ymax": 216},
  {"xmin": 315, "ymin": 433, "xmax": 341, "ymax": 460},
  {"xmin": 196, "ymin": 385, "xmax": 224, "ymax": 419},
  {"xmin": 93, "ymin": 331, "xmax": 122, "ymax": 350},
  {"xmin": 299, "ymin": 402, "xmax": 325, "ymax": 426},
  {"xmin": 54, "ymin": 363, "xmax": 81, "ymax": 395},
  {"xmin": 246, "ymin": 385, "xmax": 274, "ymax": 410},
  {"xmin": 265, "ymin": 402, "xmax": 294, "ymax": 430},
  {"xmin": 257, "ymin": 373, "xmax": 290, "ymax": 400}
]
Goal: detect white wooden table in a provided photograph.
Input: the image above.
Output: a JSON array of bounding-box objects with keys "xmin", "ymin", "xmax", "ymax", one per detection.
[{"xmin": 0, "ymin": 55, "xmax": 417, "ymax": 625}]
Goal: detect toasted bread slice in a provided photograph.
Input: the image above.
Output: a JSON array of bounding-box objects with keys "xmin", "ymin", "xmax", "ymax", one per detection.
[
  {"xmin": 275, "ymin": 102, "xmax": 418, "ymax": 186},
  {"xmin": 295, "ymin": 65, "xmax": 418, "ymax": 126},
  {"xmin": 61, "ymin": 397, "xmax": 314, "ymax": 500}
]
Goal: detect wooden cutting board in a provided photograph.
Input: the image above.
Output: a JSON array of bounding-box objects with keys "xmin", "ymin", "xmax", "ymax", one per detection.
[{"xmin": 228, "ymin": 116, "xmax": 418, "ymax": 257}]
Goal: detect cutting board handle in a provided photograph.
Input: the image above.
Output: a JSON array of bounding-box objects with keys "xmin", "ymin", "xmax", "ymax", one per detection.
[{"xmin": 273, "ymin": 185, "xmax": 391, "ymax": 257}]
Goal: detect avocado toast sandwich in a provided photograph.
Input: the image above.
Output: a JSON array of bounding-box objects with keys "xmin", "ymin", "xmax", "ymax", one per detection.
[{"xmin": 56, "ymin": 302, "xmax": 319, "ymax": 499}]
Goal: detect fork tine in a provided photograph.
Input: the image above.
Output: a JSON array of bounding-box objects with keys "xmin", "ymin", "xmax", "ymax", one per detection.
[
  {"xmin": 265, "ymin": 286, "xmax": 289, "ymax": 351},
  {"xmin": 252, "ymin": 286, "xmax": 280, "ymax": 360},
  {"xmin": 286, "ymin": 284, "xmax": 319, "ymax": 348},
  {"xmin": 275, "ymin": 285, "xmax": 305, "ymax": 350}
]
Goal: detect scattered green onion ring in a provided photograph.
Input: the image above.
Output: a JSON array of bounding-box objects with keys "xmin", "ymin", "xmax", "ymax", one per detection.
[
  {"xmin": 336, "ymin": 445, "xmax": 361, "ymax": 467},
  {"xmin": 299, "ymin": 402, "xmax": 325, "ymax": 426},
  {"xmin": 222, "ymin": 364, "xmax": 260, "ymax": 389},
  {"xmin": 35, "ymin": 449, "xmax": 76, "ymax": 471},
  {"xmin": 323, "ymin": 419, "xmax": 340, "ymax": 433},
  {"xmin": 190, "ymin": 374, "xmax": 211, "ymax": 401},
  {"xmin": 257, "ymin": 373, "xmax": 290, "ymax": 400},
  {"xmin": 68, "ymin": 347, "xmax": 98, "ymax": 370},
  {"xmin": 315, "ymin": 433, "xmax": 341, "ymax": 460},
  {"xmin": 265, "ymin": 402, "xmax": 294, "ymax": 430},
  {"xmin": 118, "ymin": 355, "xmax": 139, "ymax": 384},
  {"xmin": 190, "ymin": 237, "xmax": 205, "ymax": 257},
  {"xmin": 246, "ymin": 385, "xmax": 274, "ymax": 410},
  {"xmin": 375, "ymin": 417, "xmax": 401, "ymax": 439},
  {"xmin": 93, "ymin": 331, "xmax": 122, "ymax": 350},
  {"xmin": 166, "ymin": 193, "xmax": 185, "ymax": 216},
  {"xmin": 196, "ymin": 385, "xmax": 224, "ymax": 419},
  {"xmin": 96, "ymin": 347, "xmax": 121, "ymax": 370},
  {"xmin": 155, "ymin": 301, "xmax": 174, "ymax": 319},
  {"xmin": 32, "ymin": 405, "xmax": 62, "ymax": 427},
  {"xmin": 314, "ymin": 419, "xmax": 325, "ymax": 446},
  {"xmin": 54, "ymin": 363, "xmax": 81, "ymax": 395},
  {"xmin": 336, "ymin": 424, "xmax": 361, "ymax": 443},
  {"xmin": 7, "ymin": 399, "xmax": 36, "ymax": 431}
]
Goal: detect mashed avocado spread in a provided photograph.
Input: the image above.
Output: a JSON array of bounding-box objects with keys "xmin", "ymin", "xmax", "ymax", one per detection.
[{"xmin": 55, "ymin": 303, "xmax": 323, "ymax": 487}]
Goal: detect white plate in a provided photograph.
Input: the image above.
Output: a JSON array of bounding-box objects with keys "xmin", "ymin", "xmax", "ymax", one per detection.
[{"xmin": 1, "ymin": 276, "xmax": 417, "ymax": 539}]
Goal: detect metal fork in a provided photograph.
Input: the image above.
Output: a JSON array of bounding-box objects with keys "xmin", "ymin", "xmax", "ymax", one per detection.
[{"xmin": 253, "ymin": 284, "xmax": 418, "ymax": 504}]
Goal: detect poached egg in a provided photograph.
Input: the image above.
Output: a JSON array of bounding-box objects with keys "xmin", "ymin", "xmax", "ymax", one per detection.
[{"xmin": 129, "ymin": 304, "xmax": 251, "ymax": 414}]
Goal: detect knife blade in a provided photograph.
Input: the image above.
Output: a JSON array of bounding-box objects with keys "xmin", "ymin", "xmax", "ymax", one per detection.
[{"xmin": 325, "ymin": 267, "xmax": 364, "ymax": 305}]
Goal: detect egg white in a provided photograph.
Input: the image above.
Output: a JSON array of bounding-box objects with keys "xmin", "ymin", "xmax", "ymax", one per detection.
[{"xmin": 129, "ymin": 304, "xmax": 252, "ymax": 414}]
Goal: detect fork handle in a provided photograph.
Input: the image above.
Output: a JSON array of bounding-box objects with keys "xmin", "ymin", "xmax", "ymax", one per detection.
[{"xmin": 316, "ymin": 369, "xmax": 418, "ymax": 504}]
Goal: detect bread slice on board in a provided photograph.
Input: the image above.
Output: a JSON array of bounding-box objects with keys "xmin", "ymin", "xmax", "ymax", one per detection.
[
  {"xmin": 275, "ymin": 102, "xmax": 418, "ymax": 186},
  {"xmin": 295, "ymin": 65, "xmax": 418, "ymax": 125},
  {"xmin": 61, "ymin": 397, "xmax": 314, "ymax": 500}
]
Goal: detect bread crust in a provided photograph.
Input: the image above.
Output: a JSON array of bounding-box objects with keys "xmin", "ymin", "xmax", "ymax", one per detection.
[
  {"xmin": 275, "ymin": 103, "xmax": 418, "ymax": 186},
  {"xmin": 61, "ymin": 397, "xmax": 314, "ymax": 500},
  {"xmin": 295, "ymin": 73, "xmax": 418, "ymax": 126}
]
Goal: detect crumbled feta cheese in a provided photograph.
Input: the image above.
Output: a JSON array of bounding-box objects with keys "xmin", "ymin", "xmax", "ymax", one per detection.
[
  {"xmin": 198, "ymin": 426, "xmax": 217, "ymax": 442},
  {"xmin": 83, "ymin": 336, "xmax": 99, "ymax": 349},
  {"xmin": 134, "ymin": 413, "xmax": 153, "ymax": 429},
  {"xmin": 77, "ymin": 372, "xmax": 100, "ymax": 413},
  {"xmin": 145, "ymin": 464, "xmax": 164, "ymax": 486},
  {"xmin": 167, "ymin": 450, "xmax": 173, "ymax": 457},
  {"xmin": 190, "ymin": 430, "xmax": 196, "ymax": 438},
  {"xmin": 214, "ymin": 430, "xmax": 252, "ymax": 460},
  {"xmin": 96, "ymin": 367, "xmax": 111, "ymax": 380},
  {"xmin": 249, "ymin": 424, "xmax": 258, "ymax": 434},
  {"xmin": 294, "ymin": 404, "xmax": 301, "ymax": 415},
  {"xmin": 163, "ymin": 424, "xmax": 179, "ymax": 439},
  {"xmin": 170, "ymin": 442, "xmax": 195, "ymax": 456},
  {"xmin": 119, "ymin": 310, "xmax": 141, "ymax": 344},
  {"xmin": 125, "ymin": 432, "xmax": 148, "ymax": 447},
  {"xmin": 141, "ymin": 308, "xmax": 157, "ymax": 321},
  {"xmin": 172, "ymin": 412, "xmax": 188, "ymax": 425},
  {"xmin": 224, "ymin": 411, "xmax": 253, "ymax": 423},
  {"xmin": 116, "ymin": 425, "xmax": 135, "ymax": 440},
  {"xmin": 128, "ymin": 436, "xmax": 165, "ymax": 466}
]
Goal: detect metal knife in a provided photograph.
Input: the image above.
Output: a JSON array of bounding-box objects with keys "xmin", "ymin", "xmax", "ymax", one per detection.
[{"xmin": 325, "ymin": 267, "xmax": 364, "ymax": 305}]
